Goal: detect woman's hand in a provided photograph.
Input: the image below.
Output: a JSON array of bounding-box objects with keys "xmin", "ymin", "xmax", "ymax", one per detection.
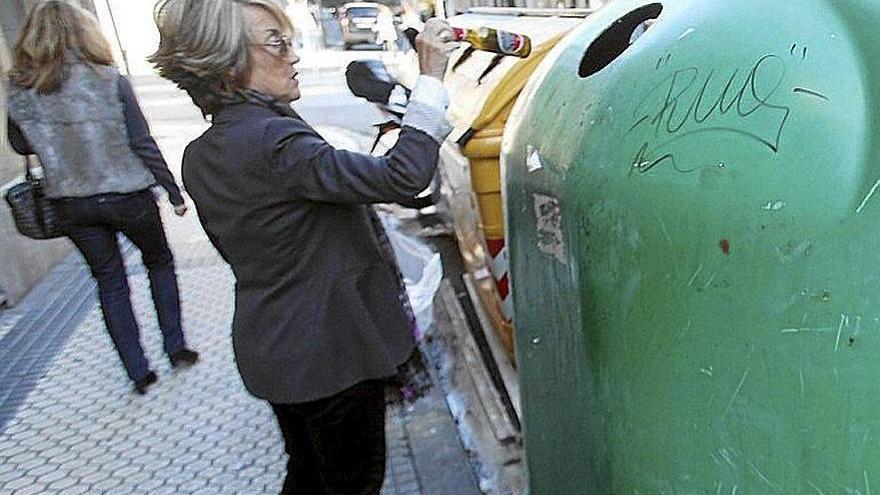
[{"xmin": 416, "ymin": 18, "xmax": 459, "ymax": 81}]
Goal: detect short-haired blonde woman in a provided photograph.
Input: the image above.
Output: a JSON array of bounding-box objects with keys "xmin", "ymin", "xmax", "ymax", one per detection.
[
  {"xmin": 150, "ymin": 0, "xmax": 456, "ymax": 492},
  {"xmin": 6, "ymin": 1, "xmax": 199, "ymax": 394}
]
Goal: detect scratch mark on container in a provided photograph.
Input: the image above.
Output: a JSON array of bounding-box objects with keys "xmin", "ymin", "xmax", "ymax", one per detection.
[
  {"xmin": 731, "ymin": 484, "xmax": 738, "ymax": 495},
  {"xmin": 856, "ymin": 179, "xmax": 880, "ymax": 213},
  {"xmin": 678, "ymin": 27, "xmax": 695, "ymax": 40},
  {"xmin": 835, "ymin": 314, "xmax": 846, "ymax": 352},
  {"xmin": 807, "ymin": 480, "xmax": 827, "ymax": 495},
  {"xmin": 716, "ymin": 481, "xmax": 723, "ymax": 495},
  {"xmin": 701, "ymin": 366, "xmax": 714, "ymax": 377},
  {"xmin": 749, "ymin": 461, "xmax": 780, "ymax": 490},
  {"xmin": 677, "ymin": 319, "xmax": 693, "ymax": 343},
  {"xmin": 781, "ymin": 327, "xmax": 834, "ymax": 334},
  {"xmin": 799, "ymin": 368, "xmax": 805, "ymax": 398},
  {"xmin": 704, "ymin": 272, "xmax": 718, "ymax": 289},
  {"xmin": 762, "ymin": 200, "xmax": 786, "ymax": 210},
  {"xmin": 723, "ymin": 371, "xmax": 749, "ymax": 418},
  {"xmin": 656, "ymin": 213, "xmax": 672, "ymax": 246},
  {"xmin": 718, "ymin": 448, "xmax": 737, "ymax": 468},
  {"xmin": 865, "ymin": 470, "xmax": 871, "ymax": 495},
  {"xmin": 688, "ymin": 264, "xmax": 703, "ymax": 286},
  {"xmin": 823, "ymin": 474, "xmax": 852, "ymax": 493}
]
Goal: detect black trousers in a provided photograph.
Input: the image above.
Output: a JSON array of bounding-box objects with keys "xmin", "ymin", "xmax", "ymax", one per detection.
[
  {"xmin": 270, "ymin": 380, "xmax": 387, "ymax": 495},
  {"xmin": 53, "ymin": 190, "xmax": 185, "ymax": 382}
]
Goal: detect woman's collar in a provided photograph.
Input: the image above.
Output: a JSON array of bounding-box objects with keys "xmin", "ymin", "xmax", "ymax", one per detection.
[{"xmin": 242, "ymin": 89, "xmax": 298, "ymax": 118}]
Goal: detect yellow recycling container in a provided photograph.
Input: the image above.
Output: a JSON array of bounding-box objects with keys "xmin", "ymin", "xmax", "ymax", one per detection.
[{"xmin": 440, "ymin": 9, "xmax": 591, "ymax": 360}]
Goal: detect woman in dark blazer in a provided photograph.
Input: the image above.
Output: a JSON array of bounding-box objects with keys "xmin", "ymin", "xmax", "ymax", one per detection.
[{"xmin": 150, "ymin": 0, "xmax": 457, "ymax": 493}]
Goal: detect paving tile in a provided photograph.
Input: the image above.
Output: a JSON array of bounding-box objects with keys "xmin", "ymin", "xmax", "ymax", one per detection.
[
  {"xmin": 178, "ymin": 478, "xmax": 208, "ymax": 492},
  {"xmin": 46, "ymin": 449, "xmax": 78, "ymax": 466},
  {"xmin": 0, "ymin": 469, "xmax": 25, "ymax": 484},
  {"xmin": 46, "ymin": 475, "xmax": 78, "ymax": 492},
  {"xmin": 7, "ymin": 450, "xmax": 36, "ymax": 465},
  {"xmin": 90, "ymin": 476, "xmax": 123, "ymax": 492},
  {"xmin": 112, "ymin": 465, "xmax": 142, "ymax": 481},
  {"xmin": 36, "ymin": 467, "xmax": 70, "ymax": 485},
  {"xmin": 59, "ymin": 484, "xmax": 90, "ymax": 495},
  {"xmin": 134, "ymin": 475, "xmax": 166, "ymax": 493},
  {"xmin": 11, "ymin": 482, "xmax": 49, "ymax": 495},
  {"xmin": 67, "ymin": 464, "xmax": 96, "ymax": 479},
  {"xmin": 2, "ymin": 475, "xmax": 37, "ymax": 492},
  {"xmin": 25, "ymin": 463, "xmax": 58, "ymax": 479},
  {"xmin": 145, "ymin": 483, "xmax": 180, "ymax": 495},
  {"xmin": 100, "ymin": 458, "xmax": 131, "ymax": 474},
  {"xmin": 78, "ymin": 469, "xmax": 109, "ymax": 485},
  {"xmin": 13, "ymin": 457, "xmax": 46, "ymax": 471}
]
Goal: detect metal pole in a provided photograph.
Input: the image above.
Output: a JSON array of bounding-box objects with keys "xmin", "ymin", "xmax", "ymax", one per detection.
[{"xmin": 103, "ymin": 0, "xmax": 130, "ymax": 75}]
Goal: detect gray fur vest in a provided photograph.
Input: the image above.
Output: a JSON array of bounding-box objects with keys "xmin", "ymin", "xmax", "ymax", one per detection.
[{"xmin": 6, "ymin": 62, "xmax": 154, "ymax": 198}]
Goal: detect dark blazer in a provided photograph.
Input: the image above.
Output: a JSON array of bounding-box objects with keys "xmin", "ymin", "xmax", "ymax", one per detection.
[{"xmin": 183, "ymin": 99, "xmax": 440, "ymax": 403}]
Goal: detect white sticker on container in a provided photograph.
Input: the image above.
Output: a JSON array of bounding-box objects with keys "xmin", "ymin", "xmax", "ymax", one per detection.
[
  {"xmin": 533, "ymin": 193, "xmax": 566, "ymax": 264},
  {"xmin": 474, "ymin": 267, "xmax": 492, "ymax": 280},
  {"xmin": 526, "ymin": 145, "xmax": 544, "ymax": 173}
]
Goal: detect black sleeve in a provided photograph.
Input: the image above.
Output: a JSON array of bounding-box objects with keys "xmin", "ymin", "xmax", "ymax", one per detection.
[
  {"xmin": 7, "ymin": 117, "xmax": 33, "ymax": 155},
  {"xmin": 262, "ymin": 116, "xmax": 440, "ymax": 204},
  {"xmin": 118, "ymin": 75, "xmax": 184, "ymax": 206}
]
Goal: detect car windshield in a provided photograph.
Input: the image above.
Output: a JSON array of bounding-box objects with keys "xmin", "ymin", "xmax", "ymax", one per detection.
[{"xmin": 346, "ymin": 7, "xmax": 379, "ymax": 18}]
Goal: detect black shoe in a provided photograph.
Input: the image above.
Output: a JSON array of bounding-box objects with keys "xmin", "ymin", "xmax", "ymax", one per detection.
[
  {"xmin": 134, "ymin": 370, "xmax": 158, "ymax": 395},
  {"xmin": 170, "ymin": 348, "xmax": 199, "ymax": 368}
]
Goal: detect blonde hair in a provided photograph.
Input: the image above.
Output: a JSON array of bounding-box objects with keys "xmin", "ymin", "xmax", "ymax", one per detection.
[
  {"xmin": 9, "ymin": 0, "xmax": 114, "ymax": 94},
  {"xmin": 149, "ymin": 0, "xmax": 292, "ymax": 116}
]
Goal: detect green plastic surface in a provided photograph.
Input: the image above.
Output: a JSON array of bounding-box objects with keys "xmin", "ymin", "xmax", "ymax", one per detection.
[{"xmin": 501, "ymin": 0, "xmax": 880, "ymax": 493}]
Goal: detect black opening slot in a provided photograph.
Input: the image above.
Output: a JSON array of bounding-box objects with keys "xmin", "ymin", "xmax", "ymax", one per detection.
[{"xmin": 578, "ymin": 3, "xmax": 663, "ymax": 78}]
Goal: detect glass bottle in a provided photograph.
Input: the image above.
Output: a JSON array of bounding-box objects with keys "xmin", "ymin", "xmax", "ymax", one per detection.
[{"xmin": 452, "ymin": 26, "xmax": 532, "ymax": 58}]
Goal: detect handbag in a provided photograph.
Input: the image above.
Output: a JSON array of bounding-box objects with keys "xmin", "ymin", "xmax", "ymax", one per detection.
[{"xmin": 4, "ymin": 156, "xmax": 63, "ymax": 240}]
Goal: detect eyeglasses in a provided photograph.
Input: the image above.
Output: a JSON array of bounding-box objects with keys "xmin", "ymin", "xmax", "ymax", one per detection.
[{"xmin": 252, "ymin": 35, "xmax": 293, "ymax": 56}]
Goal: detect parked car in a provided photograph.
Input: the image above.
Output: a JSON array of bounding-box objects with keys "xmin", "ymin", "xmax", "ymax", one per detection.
[{"xmin": 339, "ymin": 2, "xmax": 391, "ymax": 50}]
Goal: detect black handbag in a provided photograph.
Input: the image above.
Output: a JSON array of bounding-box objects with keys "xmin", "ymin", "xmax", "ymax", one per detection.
[{"xmin": 4, "ymin": 157, "xmax": 63, "ymax": 240}]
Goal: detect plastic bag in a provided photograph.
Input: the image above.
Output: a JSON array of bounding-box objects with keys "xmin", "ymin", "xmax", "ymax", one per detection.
[{"xmin": 379, "ymin": 213, "xmax": 443, "ymax": 335}]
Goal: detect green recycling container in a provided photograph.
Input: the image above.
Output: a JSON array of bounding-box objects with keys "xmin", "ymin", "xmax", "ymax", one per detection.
[{"xmin": 501, "ymin": 0, "xmax": 880, "ymax": 493}]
